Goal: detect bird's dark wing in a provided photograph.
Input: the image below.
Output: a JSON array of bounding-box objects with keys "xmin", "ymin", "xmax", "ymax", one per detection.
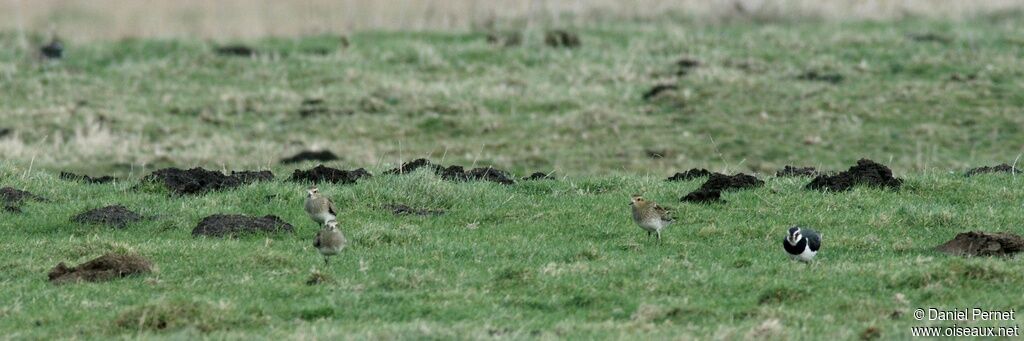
[
  {"xmin": 328, "ymin": 200, "xmax": 338, "ymax": 216},
  {"xmin": 654, "ymin": 204, "xmax": 675, "ymax": 222},
  {"xmin": 804, "ymin": 229, "xmax": 821, "ymax": 252},
  {"xmin": 313, "ymin": 232, "xmax": 323, "ymax": 248}
]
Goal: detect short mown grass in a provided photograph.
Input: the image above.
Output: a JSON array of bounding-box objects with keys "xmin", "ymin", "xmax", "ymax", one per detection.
[{"xmin": 1, "ymin": 161, "xmax": 1022, "ymax": 339}]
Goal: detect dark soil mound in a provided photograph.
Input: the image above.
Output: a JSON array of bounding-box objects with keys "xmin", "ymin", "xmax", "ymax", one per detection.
[
  {"xmin": 1, "ymin": 187, "xmax": 45, "ymax": 212},
  {"xmin": 1, "ymin": 187, "xmax": 45, "ymax": 205},
  {"xmin": 385, "ymin": 159, "xmax": 515, "ymax": 185},
  {"xmin": 642, "ymin": 84, "xmax": 678, "ymax": 100},
  {"xmin": 776, "ymin": 166, "xmax": 819, "ymax": 177},
  {"xmin": 935, "ymin": 231, "xmax": 1024, "ymax": 257},
  {"xmin": 797, "ymin": 71, "xmax": 843, "ymax": 84},
  {"xmin": 965, "ymin": 163, "xmax": 1016, "ymax": 177},
  {"xmin": 192, "ymin": 214, "xmax": 294, "ymax": 238},
  {"xmin": 280, "ymin": 150, "xmax": 339, "ymax": 164},
  {"xmin": 676, "ymin": 58, "xmax": 700, "ymax": 68},
  {"xmin": 806, "ymin": 159, "xmax": 902, "ymax": 192},
  {"xmin": 230, "ymin": 170, "xmax": 274, "ymax": 183},
  {"xmin": 214, "ymin": 44, "xmax": 256, "ymax": 57},
  {"xmin": 60, "ymin": 172, "xmax": 115, "ymax": 184},
  {"xmin": 72, "ymin": 205, "xmax": 144, "ymax": 228},
  {"xmin": 290, "ymin": 165, "xmax": 371, "ymax": 184},
  {"xmin": 667, "ymin": 168, "xmax": 712, "ymax": 182},
  {"xmin": 544, "ymin": 30, "xmax": 581, "ymax": 48},
  {"xmin": 40, "ymin": 39, "xmax": 63, "ymax": 59},
  {"xmin": 466, "ymin": 167, "xmax": 515, "ymax": 185},
  {"xmin": 522, "ymin": 172, "xmax": 555, "ymax": 181},
  {"xmin": 298, "ymin": 98, "xmax": 328, "ymax": 117},
  {"xmin": 48, "ymin": 253, "xmax": 152, "ymax": 285},
  {"xmin": 681, "ymin": 173, "xmax": 763, "ymax": 203},
  {"xmin": 907, "ymin": 32, "xmax": 952, "ymax": 43},
  {"xmin": 142, "ymin": 167, "xmax": 265, "ymax": 195},
  {"xmin": 486, "ymin": 32, "xmax": 522, "ymax": 47},
  {"xmin": 382, "ymin": 203, "xmax": 445, "ymax": 216}
]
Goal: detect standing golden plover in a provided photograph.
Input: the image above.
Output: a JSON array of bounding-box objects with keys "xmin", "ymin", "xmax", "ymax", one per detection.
[
  {"xmin": 304, "ymin": 186, "xmax": 338, "ymax": 227},
  {"xmin": 314, "ymin": 220, "xmax": 347, "ymax": 265},
  {"xmin": 630, "ymin": 195, "xmax": 675, "ymax": 243}
]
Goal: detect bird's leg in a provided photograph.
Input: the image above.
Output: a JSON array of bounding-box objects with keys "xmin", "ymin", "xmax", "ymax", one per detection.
[{"xmin": 657, "ymin": 231, "xmax": 662, "ymax": 244}]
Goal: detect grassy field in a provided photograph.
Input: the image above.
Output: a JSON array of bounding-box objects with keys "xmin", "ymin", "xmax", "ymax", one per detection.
[
  {"xmin": 3, "ymin": 11, "xmax": 1024, "ymax": 340},
  {"xmin": 2, "ymin": 16, "xmax": 1024, "ymax": 177},
  {"xmin": 2, "ymin": 161, "xmax": 1023, "ymax": 339}
]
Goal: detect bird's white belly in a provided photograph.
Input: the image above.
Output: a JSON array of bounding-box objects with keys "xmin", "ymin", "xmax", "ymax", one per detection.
[
  {"xmin": 317, "ymin": 212, "xmax": 336, "ymax": 223},
  {"xmin": 790, "ymin": 248, "xmax": 817, "ymax": 262},
  {"xmin": 318, "ymin": 247, "xmax": 340, "ymax": 256},
  {"xmin": 640, "ymin": 219, "xmax": 666, "ymax": 231}
]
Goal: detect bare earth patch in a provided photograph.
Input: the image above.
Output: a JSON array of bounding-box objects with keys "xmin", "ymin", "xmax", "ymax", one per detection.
[
  {"xmin": 290, "ymin": 165, "xmax": 371, "ymax": 184},
  {"xmin": 935, "ymin": 231, "xmax": 1024, "ymax": 257},
  {"xmin": 71, "ymin": 205, "xmax": 145, "ymax": 229},
  {"xmin": 48, "ymin": 253, "xmax": 152, "ymax": 285},
  {"xmin": 192, "ymin": 214, "xmax": 295, "ymax": 238},
  {"xmin": 681, "ymin": 173, "xmax": 764, "ymax": 203},
  {"xmin": 806, "ymin": 159, "xmax": 902, "ymax": 192}
]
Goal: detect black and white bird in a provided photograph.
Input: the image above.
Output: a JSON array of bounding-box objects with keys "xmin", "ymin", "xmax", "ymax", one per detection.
[{"xmin": 782, "ymin": 226, "xmax": 821, "ymax": 262}]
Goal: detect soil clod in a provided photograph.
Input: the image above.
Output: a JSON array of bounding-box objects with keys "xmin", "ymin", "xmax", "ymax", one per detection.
[
  {"xmin": 486, "ymin": 32, "xmax": 522, "ymax": 47},
  {"xmin": 466, "ymin": 167, "xmax": 515, "ymax": 185},
  {"xmin": 60, "ymin": 172, "xmax": 115, "ymax": 184},
  {"xmin": 907, "ymin": 32, "xmax": 952, "ymax": 43},
  {"xmin": 382, "ymin": 203, "xmax": 445, "ymax": 216},
  {"xmin": 385, "ymin": 159, "xmax": 515, "ymax": 185},
  {"xmin": 281, "ymin": 150, "xmax": 339, "ymax": 164},
  {"xmin": 72, "ymin": 205, "xmax": 145, "ymax": 229},
  {"xmin": 544, "ymin": 30, "xmax": 581, "ymax": 48},
  {"xmin": 215, "ymin": 44, "xmax": 257, "ymax": 57},
  {"xmin": 290, "ymin": 165, "xmax": 371, "ymax": 184},
  {"xmin": 805, "ymin": 159, "xmax": 902, "ymax": 192},
  {"xmin": 681, "ymin": 173, "xmax": 763, "ymax": 203},
  {"xmin": 935, "ymin": 231, "xmax": 1024, "ymax": 257},
  {"xmin": 642, "ymin": 84, "xmax": 678, "ymax": 100},
  {"xmin": 142, "ymin": 167, "xmax": 266, "ymax": 195},
  {"xmin": 1, "ymin": 187, "xmax": 46, "ymax": 206},
  {"xmin": 40, "ymin": 39, "xmax": 63, "ymax": 59},
  {"xmin": 298, "ymin": 98, "xmax": 328, "ymax": 117},
  {"xmin": 666, "ymin": 169, "xmax": 712, "ymax": 182},
  {"xmin": 230, "ymin": 170, "xmax": 274, "ymax": 183},
  {"xmin": 522, "ymin": 172, "xmax": 555, "ymax": 181},
  {"xmin": 776, "ymin": 166, "xmax": 820, "ymax": 177},
  {"xmin": 48, "ymin": 253, "xmax": 152, "ymax": 285},
  {"xmin": 965, "ymin": 163, "xmax": 1016, "ymax": 177},
  {"xmin": 192, "ymin": 214, "xmax": 294, "ymax": 238},
  {"xmin": 675, "ymin": 57, "xmax": 700, "ymax": 75},
  {"xmin": 797, "ymin": 71, "xmax": 843, "ymax": 84}
]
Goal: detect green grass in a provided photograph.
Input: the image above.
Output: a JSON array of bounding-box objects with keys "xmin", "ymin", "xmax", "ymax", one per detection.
[
  {"xmin": 2, "ymin": 16, "xmax": 1024, "ymax": 176},
  {"xmin": 2, "ymin": 161, "xmax": 1022, "ymax": 339}
]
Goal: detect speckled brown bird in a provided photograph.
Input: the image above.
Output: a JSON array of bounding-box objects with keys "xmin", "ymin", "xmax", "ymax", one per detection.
[
  {"xmin": 304, "ymin": 186, "xmax": 337, "ymax": 227},
  {"xmin": 314, "ymin": 220, "xmax": 347, "ymax": 265},
  {"xmin": 630, "ymin": 195, "xmax": 675, "ymax": 242}
]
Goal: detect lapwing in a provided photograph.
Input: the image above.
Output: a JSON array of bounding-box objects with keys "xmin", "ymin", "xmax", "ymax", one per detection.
[{"xmin": 783, "ymin": 226, "xmax": 821, "ymax": 262}]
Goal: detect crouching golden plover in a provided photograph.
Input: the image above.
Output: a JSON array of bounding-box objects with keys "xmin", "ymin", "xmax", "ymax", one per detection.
[{"xmin": 314, "ymin": 220, "xmax": 347, "ymax": 265}]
